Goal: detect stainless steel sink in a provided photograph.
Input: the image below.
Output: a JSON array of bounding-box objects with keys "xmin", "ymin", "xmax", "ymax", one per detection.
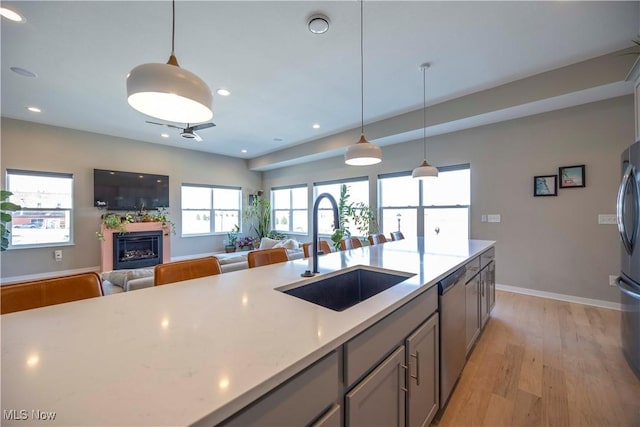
[{"xmin": 278, "ymin": 267, "xmax": 413, "ymax": 311}]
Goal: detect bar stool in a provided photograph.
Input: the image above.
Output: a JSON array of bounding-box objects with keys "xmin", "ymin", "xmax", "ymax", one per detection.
[
  {"xmin": 1, "ymin": 272, "xmax": 104, "ymax": 314},
  {"xmin": 302, "ymin": 240, "xmax": 332, "ymax": 257},
  {"xmin": 367, "ymin": 234, "xmax": 388, "ymax": 246},
  {"xmin": 340, "ymin": 236, "xmax": 363, "ymax": 251},
  {"xmin": 154, "ymin": 256, "xmax": 222, "ymax": 286},
  {"xmin": 390, "ymin": 231, "xmax": 405, "ymax": 241},
  {"xmin": 248, "ymin": 248, "xmax": 289, "ymax": 268}
]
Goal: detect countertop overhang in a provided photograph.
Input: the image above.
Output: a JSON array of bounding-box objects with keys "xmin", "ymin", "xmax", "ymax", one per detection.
[{"xmin": 1, "ymin": 238, "xmax": 495, "ymax": 426}]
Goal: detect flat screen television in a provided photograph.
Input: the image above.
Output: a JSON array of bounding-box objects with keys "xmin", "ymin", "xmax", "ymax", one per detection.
[{"xmin": 93, "ymin": 169, "xmax": 169, "ymax": 210}]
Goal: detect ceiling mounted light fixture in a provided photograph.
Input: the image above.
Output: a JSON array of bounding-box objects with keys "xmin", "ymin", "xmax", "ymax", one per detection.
[
  {"xmin": 126, "ymin": 0, "xmax": 213, "ymax": 124},
  {"xmin": 308, "ymin": 15, "xmax": 330, "ymax": 34},
  {"xmin": 0, "ymin": 7, "xmax": 25, "ymax": 22},
  {"xmin": 412, "ymin": 63, "xmax": 438, "ymax": 179},
  {"xmin": 345, "ymin": 0, "xmax": 382, "ymax": 166}
]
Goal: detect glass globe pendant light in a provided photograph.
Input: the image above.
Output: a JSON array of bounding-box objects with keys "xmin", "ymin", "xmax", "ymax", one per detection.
[
  {"xmin": 412, "ymin": 63, "xmax": 438, "ymax": 179},
  {"xmin": 126, "ymin": 0, "xmax": 213, "ymax": 124},
  {"xmin": 345, "ymin": 0, "xmax": 382, "ymax": 166}
]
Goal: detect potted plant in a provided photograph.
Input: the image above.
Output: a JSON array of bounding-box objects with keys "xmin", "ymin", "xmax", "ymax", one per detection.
[
  {"xmin": 96, "ymin": 212, "xmax": 133, "ymax": 240},
  {"xmin": 1, "ymin": 190, "xmax": 21, "ymax": 251},
  {"xmin": 225, "ymin": 225, "xmax": 239, "ymax": 253},
  {"xmin": 238, "ymin": 236, "xmax": 255, "ymax": 251},
  {"xmin": 330, "ymin": 184, "xmax": 379, "ymax": 250},
  {"xmin": 244, "ymin": 195, "xmax": 271, "ymax": 241}
]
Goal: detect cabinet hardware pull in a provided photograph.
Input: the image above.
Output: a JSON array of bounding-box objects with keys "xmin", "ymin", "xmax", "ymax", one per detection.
[
  {"xmin": 410, "ymin": 351, "xmax": 420, "ymax": 385},
  {"xmin": 400, "ymin": 364, "xmax": 410, "ymax": 398}
]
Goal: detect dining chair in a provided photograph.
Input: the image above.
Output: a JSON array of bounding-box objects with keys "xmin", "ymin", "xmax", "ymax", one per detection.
[
  {"xmin": 154, "ymin": 256, "xmax": 222, "ymax": 286},
  {"xmin": 340, "ymin": 236, "xmax": 363, "ymax": 251},
  {"xmin": 390, "ymin": 231, "xmax": 405, "ymax": 241},
  {"xmin": 302, "ymin": 240, "xmax": 332, "ymax": 258},
  {"xmin": 1, "ymin": 272, "xmax": 104, "ymax": 314},
  {"xmin": 247, "ymin": 248, "xmax": 289, "ymax": 268},
  {"xmin": 367, "ymin": 234, "xmax": 388, "ymax": 246}
]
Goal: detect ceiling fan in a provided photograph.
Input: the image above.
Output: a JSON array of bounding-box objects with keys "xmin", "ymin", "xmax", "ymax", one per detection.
[{"xmin": 146, "ymin": 121, "xmax": 216, "ymax": 142}]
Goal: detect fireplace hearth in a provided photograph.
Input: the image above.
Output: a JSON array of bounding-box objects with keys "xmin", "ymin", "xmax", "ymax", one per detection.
[{"xmin": 113, "ymin": 231, "xmax": 163, "ymax": 270}]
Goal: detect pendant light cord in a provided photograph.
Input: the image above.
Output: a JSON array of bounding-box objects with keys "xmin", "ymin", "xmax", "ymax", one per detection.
[
  {"xmin": 360, "ymin": 0, "xmax": 364, "ymax": 135},
  {"xmin": 423, "ymin": 65, "xmax": 427, "ymax": 160},
  {"xmin": 171, "ymin": 0, "xmax": 176, "ymax": 56}
]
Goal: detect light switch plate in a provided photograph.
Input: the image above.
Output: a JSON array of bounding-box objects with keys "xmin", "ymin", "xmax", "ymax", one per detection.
[
  {"xmin": 598, "ymin": 214, "xmax": 617, "ymax": 225},
  {"xmin": 609, "ymin": 275, "xmax": 618, "ymax": 287},
  {"xmin": 54, "ymin": 250, "xmax": 62, "ymax": 261},
  {"xmin": 487, "ymin": 214, "xmax": 501, "ymax": 223}
]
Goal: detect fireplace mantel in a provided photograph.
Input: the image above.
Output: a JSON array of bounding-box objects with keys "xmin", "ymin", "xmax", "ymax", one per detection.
[{"xmin": 100, "ymin": 222, "xmax": 171, "ymax": 272}]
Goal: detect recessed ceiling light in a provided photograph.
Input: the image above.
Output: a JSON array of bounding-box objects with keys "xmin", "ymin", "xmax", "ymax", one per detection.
[
  {"xmin": 308, "ymin": 15, "xmax": 329, "ymax": 34},
  {"xmin": 312, "ymin": 123, "xmax": 320, "ymax": 129},
  {"xmin": 241, "ymin": 149, "xmax": 247, "ymax": 153},
  {"xmin": 273, "ymin": 137, "xmax": 283, "ymax": 142},
  {"xmin": 10, "ymin": 67, "xmax": 37, "ymax": 78},
  {"xmin": 216, "ymin": 88, "xmax": 231, "ymax": 96},
  {"xmin": 27, "ymin": 106, "xmax": 41, "ymax": 113},
  {"xmin": 161, "ymin": 133, "xmax": 169, "ymax": 138},
  {"xmin": 0, "ymin": 7, "xmax": 25, "ymax": 22}
]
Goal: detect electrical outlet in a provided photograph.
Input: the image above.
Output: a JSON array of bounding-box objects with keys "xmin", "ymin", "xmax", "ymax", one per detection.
[
  {"xmin": 598, "ymin": 214, "xmax": 617, "ymax": 225},
  {"xmin": 609, "ymin": 275, "xmax": 618, "ymax": 287},
  {"xmin": 487, "ymin": 214, "xmax": 501, "ymax": 223},
  {"xmin": 54, "ymin": 250, "xmax": 62, "ymax": 262}
]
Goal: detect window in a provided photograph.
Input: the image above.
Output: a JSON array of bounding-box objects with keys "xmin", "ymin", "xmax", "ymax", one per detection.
[
  {"xmin": 379, "ymin": 165, "xmax": 470, "ymax": 242},
  {"xmin": 181, "ymin": 184, "xmax": 241, "ymax": 236},
  {"xmin": 272, "ymin": 185, "xmax": 308, "ymax": 234},
  {"xmin": 7, "ymin": 169, "xmax": 73, "ymax": 248},
  {"xmin": 314, "ymin": 177, "xmax": 369, "ymax": 235}
]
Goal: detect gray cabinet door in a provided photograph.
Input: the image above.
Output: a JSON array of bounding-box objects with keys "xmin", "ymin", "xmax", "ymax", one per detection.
[
  {"xmin": 346, "ymin": 346, "xmax": 406, "ymax": 427},
  {"xmin": 465, "ymin": 275, "xmax": 480, "ymax": 356},
  {"xmin": 488, "ymin": 261, "xmax": 496, "ymax": 312},
  {"xmin": 406, "ymin": 313, "xmax": 439, "ymax": 427},
  {"xmin": 480, "ymin": 268, "xmax": 488, "ymax": 327}
]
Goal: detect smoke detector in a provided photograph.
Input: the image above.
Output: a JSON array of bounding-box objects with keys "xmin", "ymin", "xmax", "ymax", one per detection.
[{"xmin": 308, "ymin": 14, "xmax": 329, "ymax": 34}]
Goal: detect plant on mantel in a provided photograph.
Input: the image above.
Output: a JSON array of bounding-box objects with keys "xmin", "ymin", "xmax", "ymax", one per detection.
[{"xmin": 96, "ymin": 208, "xmax": 174, "ymax": 240}]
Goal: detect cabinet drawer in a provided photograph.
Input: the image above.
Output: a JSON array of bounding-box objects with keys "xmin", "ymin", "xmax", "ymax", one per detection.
[
  {"xmin": 344, "ymin": 286, "xmax": 437, "ymax": 387},
  {"xmin": 464, "ymin": 257, "xmax": 480, "ymax": 283},
  {"xmin": 480, "ymin": 247, "xmax": 495, "ymax": 268},
  {"xmin": 220, "ymin": 351, "xmax": 339, "ymax": 426}
]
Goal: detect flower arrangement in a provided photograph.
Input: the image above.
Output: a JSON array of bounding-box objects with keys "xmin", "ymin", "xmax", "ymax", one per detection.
[{"xmin": 237, "ymin": 236, "xmax": 255, "ymax": 248}]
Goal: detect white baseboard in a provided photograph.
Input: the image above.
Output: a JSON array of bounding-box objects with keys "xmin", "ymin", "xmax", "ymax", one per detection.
[
  {"xmin": 496, "ymin": 283, "xmax": 621, "ymax": 311},
  {"xmin": 1, "ymin": 266, "xmax": 102, "ymax": 285}
]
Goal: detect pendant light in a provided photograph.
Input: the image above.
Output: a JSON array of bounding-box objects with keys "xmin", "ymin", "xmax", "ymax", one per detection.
[
  {"xmin": 126, "ymin": 0, "xmax": 213, "ymax": 124},
  {"xmin": 412, "ymin": 63, "xmax": 438, "ymax": 179},
  {"xmin": 345, "ymin": 0, "xmax": 382, "ymax": 166}
]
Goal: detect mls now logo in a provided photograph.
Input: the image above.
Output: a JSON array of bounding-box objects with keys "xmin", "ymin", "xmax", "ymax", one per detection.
[{"xmin": 3, "ymin": 409, "xmax": 28, "ymax": 420}]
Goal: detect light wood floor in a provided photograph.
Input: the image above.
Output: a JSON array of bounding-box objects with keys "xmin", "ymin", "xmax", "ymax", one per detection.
[{"xmin": 436, "ymin": 290, "xmax": 640, "ymax": 427}]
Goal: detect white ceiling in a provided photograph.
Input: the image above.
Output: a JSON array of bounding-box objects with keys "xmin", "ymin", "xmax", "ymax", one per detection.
[{"xmin": 2, "ymin": 1, "xmax": 639, "ymax": 164}]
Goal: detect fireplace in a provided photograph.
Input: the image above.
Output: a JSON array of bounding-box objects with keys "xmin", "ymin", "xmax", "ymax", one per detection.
[{"xmin": 113, "ymin": 231, "xmax": 163, "ymax": 270}]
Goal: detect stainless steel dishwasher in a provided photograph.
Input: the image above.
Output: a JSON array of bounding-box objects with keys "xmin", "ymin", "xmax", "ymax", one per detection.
[{"xmin": 438, "ymin": 266, "xmax": 467, "ymax": 408}]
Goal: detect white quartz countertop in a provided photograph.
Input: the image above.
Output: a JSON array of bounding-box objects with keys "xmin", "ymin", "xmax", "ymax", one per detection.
[{"xmin": 1, "ymin": 238, "xmax": 494, "ymax": 426}]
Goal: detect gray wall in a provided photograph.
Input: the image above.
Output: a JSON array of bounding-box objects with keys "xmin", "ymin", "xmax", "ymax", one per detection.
[
  {"xmin": 1, "ymin": 118, "xmax": 261, "ymax": 280},
  {"xmin": 263, "ymin": 96, "xmax": 633, "ymax": 303}
]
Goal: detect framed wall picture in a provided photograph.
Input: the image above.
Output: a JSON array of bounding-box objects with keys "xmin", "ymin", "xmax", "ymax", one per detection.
[
  {"xmin": 559, "ymin": 164, "xmax": 585, "ymax": 188},
  {"xmin": 534, "ymin": 175, "xmax": 558, "ymax": 197}
]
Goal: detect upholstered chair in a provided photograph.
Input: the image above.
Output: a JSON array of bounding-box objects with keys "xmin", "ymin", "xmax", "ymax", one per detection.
[
  {"xmin": 367, "ymin": 234, "xmax": 388, "ymax": 246},
  {"xmin": 1, "ymin": 272, "xmax": 104, "ymax": 314},
  {"xmin": 154, "ymin": 256, "xmax": 222, "ymax": 286},
  {"xmin": 390, "ymin": 231, "xmax": 405, "ymax": 241},
  {"xmin": 247, "ymin": 248, "xmax": 289, "ymax": 268},
  {"xmin": 340, "ymin": 236, "xmax": 363, "ymax": 251}
]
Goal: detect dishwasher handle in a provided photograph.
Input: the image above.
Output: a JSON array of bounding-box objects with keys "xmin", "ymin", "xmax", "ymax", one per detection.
[{"xmin": 438, "ymin": 266, "xmax": 467, "ymax": 295}]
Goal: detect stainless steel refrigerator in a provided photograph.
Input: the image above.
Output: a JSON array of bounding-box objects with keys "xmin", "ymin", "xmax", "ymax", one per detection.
[{"xmin": 617, "ymin": 140, "xmax": 640, "ymax": 379}]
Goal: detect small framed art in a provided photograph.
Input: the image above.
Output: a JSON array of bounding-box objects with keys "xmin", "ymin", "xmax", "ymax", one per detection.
[
  {"xmin": 534, "ymin": 175, "xmax": 558, "ymax": 197},
  {"xmin": 559, "ymin": 165, "xmax": 585, "ymax": 188}
]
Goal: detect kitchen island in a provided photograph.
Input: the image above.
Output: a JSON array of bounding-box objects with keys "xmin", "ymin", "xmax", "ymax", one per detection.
[{"xmin": 1, "ymin": 238, "xmax": 494, "ymax": 426}]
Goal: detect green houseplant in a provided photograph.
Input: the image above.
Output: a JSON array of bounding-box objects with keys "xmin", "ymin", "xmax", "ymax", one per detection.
[
  {"xmin": 1, "ymin": 191, "xmax": 21, "ymax": 251},
  {"xmin": 225, "ymin": 224, "xmax": 239, "ymax": 252},
  {"xmin": 330, "ymin": 184, "xmax": 379, "ymax": 250},
  {"xmin": 244, "ymin": 195, "xmax": 271, "ymax": 241}
]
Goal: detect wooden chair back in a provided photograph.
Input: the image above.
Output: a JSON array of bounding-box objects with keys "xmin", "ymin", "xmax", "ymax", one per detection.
[
  {"xmin": 248, "ymin": 248, "xmax": 289, "ymax": 268},
  {"xmin": 302, "ymin": 240, "xmax": 332, "ymax": 258},
  {"xmin": 340, "ymin": 236, "xmax": 363, "ymax": 251},
  {"xmin": 390, "ymin": 231, "xmax": 405, "ymax": 241},
  {"xmin": 367, "ymin": 234, "xmax": 388, "ymax": 246},
  {"xmin": 1, "ymin": 272, "xmax": 104, "ymax": 314},
  {"xmin": 154, "ymin": 256, "xmax": 222, "ymax": 286}
]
